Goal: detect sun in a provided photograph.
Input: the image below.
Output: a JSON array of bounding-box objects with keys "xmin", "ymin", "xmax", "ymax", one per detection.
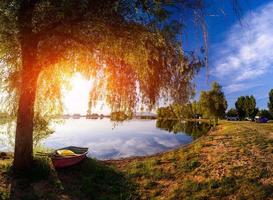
[{"xmin": 63, "ymin": 73, "xmax": 92, "ymax": 115}]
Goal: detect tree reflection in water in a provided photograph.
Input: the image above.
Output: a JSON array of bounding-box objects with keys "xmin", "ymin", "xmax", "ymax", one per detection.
[{"xmin": 156, "ymin": 120, "xmax": 211, "ymax": 139}]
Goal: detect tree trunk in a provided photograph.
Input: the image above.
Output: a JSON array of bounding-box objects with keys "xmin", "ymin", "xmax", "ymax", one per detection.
[
  {"xmin": 13, "ymin": 67, "xmax": 39, "ymax": 170},
  {"xmin": 13, "ymin": 1, "xmax": 39, "ymax": 171},
  {"xmin": 13, "ymin": 43, "xmax": 39, "ymax": 170}
]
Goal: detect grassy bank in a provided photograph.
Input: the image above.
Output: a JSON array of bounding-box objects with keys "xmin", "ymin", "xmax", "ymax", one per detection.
[{"xmin": 1, "ymin": 121, "xmax": 273, "ymax": 199}]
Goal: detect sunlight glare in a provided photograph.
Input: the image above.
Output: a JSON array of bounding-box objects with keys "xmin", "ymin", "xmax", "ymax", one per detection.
[{"xmin": 63, "ymin": 73, "xmax": 92, "ymax": 115}]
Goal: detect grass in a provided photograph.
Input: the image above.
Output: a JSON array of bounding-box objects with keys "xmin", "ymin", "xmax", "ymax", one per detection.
[
  {"xmin": 56, "ymin": 159, "xmax": 139, "ymax": 200},
  {"xmin": 110, "ymin": 121, "xmax": 273, "ymax": 199},
  {"xmin": 1, "ymin": 121, "xmax": 273, "ymax": 199},
  {"xmin": 0, "ymin": 157, "xmax": 139, "ymax": 200}
]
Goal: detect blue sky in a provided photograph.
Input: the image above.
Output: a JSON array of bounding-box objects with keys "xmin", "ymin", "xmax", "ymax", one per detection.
[{"xmin": 191, "ymin": 0, "xmax": 273, "ymax": 109}]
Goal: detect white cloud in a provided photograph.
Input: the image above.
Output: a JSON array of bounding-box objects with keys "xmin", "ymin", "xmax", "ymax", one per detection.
[
  {"xmin": 223, "ymin": 83, "xmax": 247, "ymax": 94},
  {"xmin": 223, "ymin": 83, "xmax": 261, "ymax": 94},
  {"xmin": 213, "ymin": 2, "xmax": 273, "ymax": 93}
]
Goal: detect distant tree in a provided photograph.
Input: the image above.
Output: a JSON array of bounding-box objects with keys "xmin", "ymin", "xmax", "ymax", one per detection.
[
  {"xmin": 258, "ymin": 109, "xmax": 272, "ymax": 120},
  {"xmin": 157, "ymin": 108, "xmax": 162, "ymax": 118},
  {"xmin": 226, "ymin": 108, "xmax": 238, "ymax": 117},
  {"xmin": 235, "ymin": 95, "xmax": 258, "ymax": 120},
  {"xmin": 245, "ymin": 96, "xmax": 259, "ymax": 119},
  {"xmin": 199, "ymin": 82, "xmax": 227, "ymax": 125},
  {"xmin": 110, "ymin": 111, "xmax": 129, "ymax": 121},
  {"xmin": 157, "ymin": 106, "xmax": 175, "ymax": 119},
  {"xmin": 169, "ymin": 104, "xmax": 181, "ymax": 119},
  {"xmin": 268, "ymin": 89, "xmax": 273, "ymax": 115},
  {"xmin": 157, "ymin": 103, "xmax": 196, "ymax": 120},
  {"xmin": 235, "ymin": 96, "xmax": 246, "ymax": 119},
  {"xmin": 171, "ymin": 103, "xmax": 193, "ymax": 119},
  {"xmin": 191, "ymin": 100, "xmax": 202, "ymax": 117}
]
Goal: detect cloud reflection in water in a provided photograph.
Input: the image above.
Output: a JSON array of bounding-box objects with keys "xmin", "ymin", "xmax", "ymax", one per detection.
[{"xmin": 41, "ymin": 119, "xmax": 195, "ymax": 160}]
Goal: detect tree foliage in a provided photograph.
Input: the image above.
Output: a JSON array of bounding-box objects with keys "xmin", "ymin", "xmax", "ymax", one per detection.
[
  {"xmin": 199, "ymin": 82, "xmax": 227, "ymax": 125},
  {"xmin": 0, "ymin": 0, "xmax": 205, "ymax": 116},
  {"xmin": 258, "ymin": 109, "xmax": 272, "ymax": 120},
  {"xmin": 268, "ymin": 89, "xmax": 273, "ymax": 115},
  {"xmin": 110, "ymin": 111, "xmax": 130, "ymax": 121},
  {"xmin": 235, "ymin": 96, "xmax": 246, "ymax": 119},
  {"xmin": 191, "ymin": 100, "xmax": 202, "ymax": 117},
  {"xmin": 157, "ymin": 102, "xmax": 199, "ymax": 120},
  {"xmin": 171, "ymin": 103, "xmax": 194, "ymax": 119},
  {"xmin": 235, "ymin": 95, "xmax": 258, "ymax": 120},
  {"xmin": 226, "ymin": 108, "xmax": 238, "ymax": 117}
]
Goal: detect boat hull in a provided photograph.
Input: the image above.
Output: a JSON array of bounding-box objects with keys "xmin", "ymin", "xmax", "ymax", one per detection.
[{"xmin": 52, "ymin": 146, "xmax": 88, "ymax": 168}]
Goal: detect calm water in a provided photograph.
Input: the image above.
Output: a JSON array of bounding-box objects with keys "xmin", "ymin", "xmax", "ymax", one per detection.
[{"xmin": 0, "ymin": 119, "xmax": 210, "ymax": 160}]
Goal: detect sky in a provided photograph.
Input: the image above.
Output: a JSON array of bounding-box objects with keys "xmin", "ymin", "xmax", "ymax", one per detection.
[{"xmin": 193, "ymin": 0, "xmax": 273, "ymax": 109}]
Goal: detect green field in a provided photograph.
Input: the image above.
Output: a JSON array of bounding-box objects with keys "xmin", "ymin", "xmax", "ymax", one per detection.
[{"xmin": 1, "ymin": 121, "xmax": 273, "ymax": 199}]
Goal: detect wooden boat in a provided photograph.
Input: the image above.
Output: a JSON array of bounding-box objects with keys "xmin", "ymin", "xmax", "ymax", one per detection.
[{"xmin": 51, "ymin": 146, "xmax": 88, "ymax": 168}]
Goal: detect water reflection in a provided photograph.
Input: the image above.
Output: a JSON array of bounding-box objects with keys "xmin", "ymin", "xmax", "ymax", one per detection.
[
  {"xmin": 156, "ymin": 120, "xmax": 211, "ymax": 139},
  {"xmin": 0, "ymin": 119, "xmax": 210, "ymax": 160},
  {"xmin": 41, "ymin": 119, "xmax": 210, "ymax": 160},
  {"xmin": 0, "ymin": 116, "xmax": 55, "ymax": 151},
  {"xmin": 0, "ymin": 121, "xmax": 16, "ymax": 151}
]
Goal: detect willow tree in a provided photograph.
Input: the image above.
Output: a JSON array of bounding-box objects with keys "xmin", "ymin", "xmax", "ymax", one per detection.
[{"xmin": 0, "ymin": 0, "xmax": 207, "ymax": 170}]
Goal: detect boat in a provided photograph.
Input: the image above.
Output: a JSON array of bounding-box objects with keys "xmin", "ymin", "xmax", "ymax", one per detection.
[{"xmin": 51, "ymin": 146, "xmax": 88, "ymax": 168}]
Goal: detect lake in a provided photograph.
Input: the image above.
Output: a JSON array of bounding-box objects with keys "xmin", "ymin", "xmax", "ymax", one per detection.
[{"xmin": 0, "ymin": 119, "xmax": 210, "ymax": 160}]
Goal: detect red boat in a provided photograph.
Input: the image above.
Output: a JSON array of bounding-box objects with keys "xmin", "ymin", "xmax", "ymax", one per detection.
[{"xmin": 51, "ymin": 146, "xmax": 88, "ymax": 168}]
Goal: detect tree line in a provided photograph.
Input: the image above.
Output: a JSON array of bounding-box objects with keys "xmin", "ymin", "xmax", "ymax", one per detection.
[
  {"xmin": 157, "ymin": 82, "xmax": 273, "ymax": 124},
  {"xmin": 227, "ymin": 90, "xmax": 273, "ymax": 120},
  {"xmin": 157, "ymin": 82, "xmax": 227, "ymax": 125}
]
